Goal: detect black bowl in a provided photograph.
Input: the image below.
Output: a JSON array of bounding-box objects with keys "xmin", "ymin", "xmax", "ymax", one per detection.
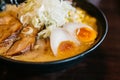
[{"xmin": 0, "ymin": 0, "xmax": 108, "ymax": 73}]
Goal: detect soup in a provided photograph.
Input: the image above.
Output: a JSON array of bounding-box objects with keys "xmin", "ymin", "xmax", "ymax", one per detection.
[{"xmin": 0, "ymin": 0, "xmax": 97, "ymax": 62}]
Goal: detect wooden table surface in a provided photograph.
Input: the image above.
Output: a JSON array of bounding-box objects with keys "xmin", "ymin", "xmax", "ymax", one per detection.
[{"xmin": 0, "ymin": 0, "xmax": 120, "ymax": 80}]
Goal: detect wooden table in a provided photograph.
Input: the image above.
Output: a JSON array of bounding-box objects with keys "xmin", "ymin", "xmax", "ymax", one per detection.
[{"xmin": 0, "ymin": 0, "xmax": 120, "ymax": 80}]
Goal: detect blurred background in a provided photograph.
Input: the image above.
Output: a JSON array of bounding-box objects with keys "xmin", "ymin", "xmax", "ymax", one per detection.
[{"xmin": 0, "ymin": 0, "xmax": 120, "ymax": 80}]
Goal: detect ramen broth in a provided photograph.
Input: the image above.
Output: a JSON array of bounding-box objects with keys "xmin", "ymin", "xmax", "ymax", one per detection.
[
  {"xmin": 0, "ymin": 1, "xmax": 97, "ymax": 62},
  {"xmin": 11, "ymin": 39, "xmax": 92, "ymax": 62}
]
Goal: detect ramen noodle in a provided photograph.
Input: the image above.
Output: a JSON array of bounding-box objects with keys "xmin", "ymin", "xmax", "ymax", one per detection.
[{"xmin": 0, "ymin": 0, "xmax": 97, "ymax": 62}]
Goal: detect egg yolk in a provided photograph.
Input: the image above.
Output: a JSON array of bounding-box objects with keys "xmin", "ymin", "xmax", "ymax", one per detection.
[
  {"xmin": 76, "ymin": 27, "xmax": 97, "ymax": 42},
  {"xmin": 58, "ymin": 41, "xmax": 76, "ymax": 54}
]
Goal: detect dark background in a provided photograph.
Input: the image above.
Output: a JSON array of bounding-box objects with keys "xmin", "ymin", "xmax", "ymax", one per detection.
[{"xmin": 0, "ymin": 0, "xmax": 120, "ymax": 80}]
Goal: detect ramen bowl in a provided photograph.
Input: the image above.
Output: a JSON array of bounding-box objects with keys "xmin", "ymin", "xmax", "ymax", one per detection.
[{"xmin": 0, "ymin": 0, "xmax": 108, "ymax": 73}]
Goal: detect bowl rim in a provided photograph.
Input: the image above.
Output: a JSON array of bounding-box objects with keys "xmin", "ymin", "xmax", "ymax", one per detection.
[{"xmin": 0, "ymin": 0, "xmax": 108, "ymax": 65}]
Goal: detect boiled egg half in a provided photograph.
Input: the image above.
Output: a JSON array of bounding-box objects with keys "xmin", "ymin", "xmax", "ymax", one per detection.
[
  {"xmin": 50, "ymin": 28, "xmax": 79, "ymax": 55},
  {"xmin": 63, "ymin": 23, "xmax": 97, "ymax": 43}
]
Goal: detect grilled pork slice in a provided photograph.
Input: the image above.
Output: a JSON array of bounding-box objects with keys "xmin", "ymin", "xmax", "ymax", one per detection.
[
  {"xmin": 6, "ymin": 25, "xmax": 38, "ymax": 56},
  {"xmin": 0, "ymin": 33, "xmax": 18, "ymax": 55},
  {"xmin": 0, "ymin": 14, "xmax": 22, "ymax": 43}
]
